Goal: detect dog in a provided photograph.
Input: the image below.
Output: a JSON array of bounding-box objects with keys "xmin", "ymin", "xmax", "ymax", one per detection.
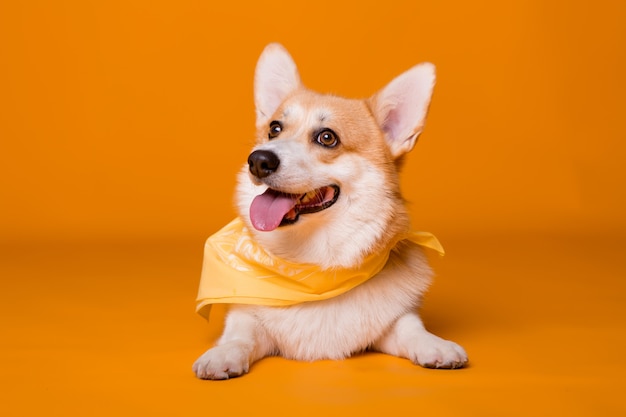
[{"xmin": 193, "ymin": 43, "xmax": 468, "ymax": 380}]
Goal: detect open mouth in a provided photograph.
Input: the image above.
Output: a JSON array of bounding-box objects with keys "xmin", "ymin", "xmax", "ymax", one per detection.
[{"xmin": 249, "ymin": 185, "xmax": 340, "ymax": 231}]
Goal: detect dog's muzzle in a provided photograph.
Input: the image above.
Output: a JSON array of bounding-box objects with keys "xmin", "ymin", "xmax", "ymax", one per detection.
[{"xmin": 246, "ymin": 149, "xmax": 340, "ymax": 232}]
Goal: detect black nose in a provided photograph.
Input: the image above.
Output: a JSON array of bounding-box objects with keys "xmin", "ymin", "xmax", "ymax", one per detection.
[{"xmin": 248, "ymin": 150, "xmax": 280, "ymax": 179}]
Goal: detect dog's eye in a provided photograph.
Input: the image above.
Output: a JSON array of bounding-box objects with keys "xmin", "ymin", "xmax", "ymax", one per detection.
[
  {"xmin": 315, "ymin": 129, "xmax": 339, "ymax": 148},
  {"xmin": 268, "ymin": 121, "xmax": 282, "ymax": 139}
]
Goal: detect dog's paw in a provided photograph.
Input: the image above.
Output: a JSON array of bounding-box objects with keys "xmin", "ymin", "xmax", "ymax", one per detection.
[
  {"xmin": 192, "ymin": 343, "xmax": 251, "ymax": 380},
  {"xmin": 411, "ymin": 333, "xmax": 468, "ymax": 369}
]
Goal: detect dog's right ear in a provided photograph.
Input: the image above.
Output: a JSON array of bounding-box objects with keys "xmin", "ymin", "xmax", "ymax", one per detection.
[
  {"xmin": 368, "ymin": 63, "xmax": 436, "ymax": 159},
  {"xmin": 254, "ymin": 43, "xmax": 301, "ymax": 127}
]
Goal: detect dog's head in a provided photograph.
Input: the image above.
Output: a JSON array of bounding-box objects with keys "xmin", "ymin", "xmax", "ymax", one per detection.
[{"xmin": 236, "ymin": 43, "xmax": 435, "ymax": 269}]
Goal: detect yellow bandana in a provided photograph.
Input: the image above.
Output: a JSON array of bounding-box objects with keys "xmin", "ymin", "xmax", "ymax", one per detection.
[{"xmin": 196, "ymin": 218, "xmax": 444, "ymax": 319}]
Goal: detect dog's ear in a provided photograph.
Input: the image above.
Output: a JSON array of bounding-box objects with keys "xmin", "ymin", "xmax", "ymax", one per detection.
[
  {"xmin": 254, "ymin": 43, "xmax": 301, "ymax": 127},
  {"xmin": 369, "ymin": 63, "xmax": 435, "ymax": 159}
]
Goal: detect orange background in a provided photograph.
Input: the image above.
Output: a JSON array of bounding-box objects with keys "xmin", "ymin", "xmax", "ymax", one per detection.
[{"xmin": 1, "ymin": 1, "xmax": 625, "ymax": 416}]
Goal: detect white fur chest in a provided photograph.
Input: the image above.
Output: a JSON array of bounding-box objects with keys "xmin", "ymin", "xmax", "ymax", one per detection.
[{"xmin": 244, "ymin": 242, "xmax": 433, "ymax": 361}]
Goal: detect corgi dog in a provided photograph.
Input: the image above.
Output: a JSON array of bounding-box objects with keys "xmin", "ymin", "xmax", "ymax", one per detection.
[{"xmin": 193, "ymin": 43, "xmax": 468, "ymax": 380}]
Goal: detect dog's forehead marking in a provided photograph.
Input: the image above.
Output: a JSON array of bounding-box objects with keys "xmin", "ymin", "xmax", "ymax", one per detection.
[
  {"xmin": 283, "ymin": 103, "xmax": 332, "ymax": 125},
  {"xmin": 281, "ymin": 105, "xmax": 293, "ymax": 118},
  {"xmin": 317, "ymin": 109, "xmax": 330, "ymax": 122}
]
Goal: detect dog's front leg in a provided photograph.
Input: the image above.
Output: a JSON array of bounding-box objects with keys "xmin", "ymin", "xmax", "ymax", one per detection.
[
  {"xmin": 193, "ymin": 306, "xmax": 274, "ymax": 380},
  {"xmin": 372, "ymin": 312, "xmax": 468, "ymax": 369}
]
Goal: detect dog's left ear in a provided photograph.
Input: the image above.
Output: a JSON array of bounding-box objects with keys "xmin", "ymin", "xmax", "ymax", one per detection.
[
  {"xmin": 254, "ymin": 43, "xmax": 302, "ymax": 127},
  {"xmin": 369, "ymin": 63, "xmax": 435, "ymax": 159}
]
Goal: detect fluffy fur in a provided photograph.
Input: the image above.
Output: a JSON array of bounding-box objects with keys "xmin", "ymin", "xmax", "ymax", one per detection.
[{"xmin": 193, "ymin": 43, "xmax": 468, "ymax": 379}]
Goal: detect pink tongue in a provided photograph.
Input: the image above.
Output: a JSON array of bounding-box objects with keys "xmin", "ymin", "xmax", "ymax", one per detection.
[{"xmin": 250, "ymin": 189, "xmax": 298, "ymax": 231}]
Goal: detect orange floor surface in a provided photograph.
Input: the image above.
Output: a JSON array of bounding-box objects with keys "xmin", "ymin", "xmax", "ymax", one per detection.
[{"xmin": 2, "ymin": 232, "xmax": 625, "ymax": 416}]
